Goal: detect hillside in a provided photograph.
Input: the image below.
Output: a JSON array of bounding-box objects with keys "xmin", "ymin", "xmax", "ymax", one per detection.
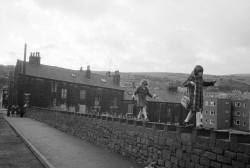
[{"xmin": 94, "ymin": 71, "xmax": 250, "ymax": 102}]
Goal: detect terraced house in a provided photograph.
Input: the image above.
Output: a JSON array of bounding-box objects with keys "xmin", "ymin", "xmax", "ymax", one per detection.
[{"xmin": 9, "ymin": 52, "xmax": 124, "ymax": 115}]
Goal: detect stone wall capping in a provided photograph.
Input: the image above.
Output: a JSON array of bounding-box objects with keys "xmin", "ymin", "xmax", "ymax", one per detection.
[
  {"xmin": 113, "ymin": 117, "xmax": 120, "ymax": 122},
  {"xmin": 213, "ymin": 130, "xmax": 230, "ymax": 140},
  {"xmin": 176, "ymin": 126, "xmax": 193, "ymax": 134},
  {"xmin": 127, "ymin": 119, "xmax": 134, "ymax": 125},
  {"xmin": 230, "ymin": 132, "xmax": 250, "ymax": 144},
  {"xmin": 101, "ymin": 116, "xmax": 107, "ymax": 120},
  {"xmin": 154, "ymin": 123, "xmax": 165, "ymax": 131},
  {"xmin": 107, "ymin": 117, "xmax": 112, "ymax": 121},
  {"xmin": 145, "ymin": 122, "xmax": 153, "ymax": 129},
  {"xmin": 135, "ymin": 120, "xmax": 144, "ymax": 127},
  {"xmin": 196, "ymin": 128, "xmax": 212, "ymax": 137},
  {"xmin": 166, "ymin": 124, "xmax": 177, "ymax": 132},
  {"xmin": 119, "ymin": 118, "xmax": 126, "ymax": 123}
]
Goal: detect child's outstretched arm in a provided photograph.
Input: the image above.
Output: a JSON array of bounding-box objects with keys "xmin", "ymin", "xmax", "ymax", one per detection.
[{"xmin": 203, "ymin": 80, "xmax": 216, "ymax": 87}]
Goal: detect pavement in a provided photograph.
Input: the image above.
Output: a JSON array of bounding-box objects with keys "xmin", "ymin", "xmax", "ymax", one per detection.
[
  {"xmin": 0, "ymin": 115, "xmax": 44, "ymax": 168},
  {"xmin": 5, "ymin": 116, "xmax": 142, "ymax": 168}
]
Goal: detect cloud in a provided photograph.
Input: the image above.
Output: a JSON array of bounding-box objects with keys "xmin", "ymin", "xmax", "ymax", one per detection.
[{"xmin": 0, "ymin": 0, "xmax": 250, "ymax": 75}]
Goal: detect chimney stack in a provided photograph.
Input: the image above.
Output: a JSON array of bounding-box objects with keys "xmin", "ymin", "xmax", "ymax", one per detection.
[
  {"xmin": 106, "ymin": 71, "xmax": 111, "ymax": 77},
  {"xmin": 86, "ymin": 65, "xmax": 91, "ymax": 79},
  {"xmin": 113, "ymin": 70, "xmax": 120, "ymax": 86},
  {"xmin": 29, "ymin": 51, "xmax": 41, "ymax": 65},
  {"xmin": 23, "ymin": 43, "xmax": 27, "ymax": 74}
]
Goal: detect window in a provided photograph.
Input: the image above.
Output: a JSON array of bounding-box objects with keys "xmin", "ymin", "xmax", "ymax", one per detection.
[
  {"xmin": 210, "ymin": 120, "xmax": 215, "ymax": 125},
  {"xmin": 205, "ymin": 110, "xmax": 208, "ymax": 114},
  {"xmin": 225, "ymin": 120, "xmax": 229, "ymax": 123},
  {"xmin": 51, "ymin": 82, "xmax": 57, "ymax": 92},
  {"xmin": 52, "ymin": 98, "xmax": 56, "ymax": 107},
  {"xmin": 243, "ymin": 122, "xmax": 246, "ymax": 127},
  {"xmin": 242, "ymin": 111, "xmax": 245, "ymax": 117},
  {"xmin": 235, "ymin": 102, "xmax": 241, "ymax": 107},
  {"xmin": 128, "ymin": 104, "xmax": 134, "ymax": 114},
  {"xmin": 235, "ymin": 111, "xmax": 241, "ymax": 116},
  {"xmin": 113, "ymin": 97, "xmax": 118, "ymax": 106},
  {"xmin": 210, "ymin": 101, "xmax": 216, "ymax": 106},
  {"xmin": 94, "ymin": 95, "xmax": 101, "ymax": 106},
  {"xmin": 236, "ymin": 120, "xmax": 240, "ymax": 125},
  {"xmin": 205, "ymin": 101, "xmax": 209, "ymax": 106},
  {"xmin": 225, "ymin": 110, "xmax": 229, "ymax": 114},
  {"xmin": 61, "ymin": 89, "xmax": 67, "ymax": 99},
  {"xmin": 205, "ymin": 119, "xmax": 208, "ymax": 124},
  {"xmin": 210, "ymin": 110, "xmax": 216, "ymax": 115},
  {"xmin": 243, "ymin": 103, "xmax": 247, "ymax": 108},
  {"xmin": 80, "ymin": 90, "xmax": 86, "ymax": 100}
]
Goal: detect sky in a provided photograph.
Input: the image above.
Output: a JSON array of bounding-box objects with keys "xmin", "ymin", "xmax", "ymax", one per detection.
[{"xmin": 0, "ymin": 0, "xmax": 250, "ymax": 75}]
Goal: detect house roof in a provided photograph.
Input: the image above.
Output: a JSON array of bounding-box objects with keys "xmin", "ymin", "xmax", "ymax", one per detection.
[{"xmin": 17, "ymin": 60, "xmax": 124, "ymax": 91}]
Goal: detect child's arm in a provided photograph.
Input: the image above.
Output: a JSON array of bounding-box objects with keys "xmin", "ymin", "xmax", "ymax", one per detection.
[
  {"xmin": 203, "ymin": 80, "xmax": 216, "ymax": 87},
  {"xmin": 183, "ymin": 76, "xmax": 195, "ymax": 87},
  {"xmin": 134, "ymin": 87, "xmax": 139, "ymax": 95},
  {"xmin": 146, "ymin": 87, "xmax": 153, "ymax": 98}
]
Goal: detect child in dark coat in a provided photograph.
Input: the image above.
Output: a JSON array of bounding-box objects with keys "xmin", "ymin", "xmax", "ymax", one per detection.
[
  {"xmin": 183, "ymin": 65, "xmax": 216, "ymax": 126},
  {"xmin": 133, "ymin": 79, "xmax": 156, "ymax": 121}
]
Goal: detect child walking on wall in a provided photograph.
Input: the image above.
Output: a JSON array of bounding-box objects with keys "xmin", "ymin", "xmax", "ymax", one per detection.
[
  {"xmin": 183, "ymin": 65, "xmax": 216, "ymax": 126},
  {"xmin": 133, "ymin": 79, "xmax": 156, "ymax": 121}
]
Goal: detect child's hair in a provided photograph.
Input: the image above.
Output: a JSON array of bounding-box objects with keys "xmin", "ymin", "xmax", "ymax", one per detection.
[
  {"xmin": 140, "ymin": 79, "xmax": 148, "ymax": 86},
  {"xmin": 194, "ymin": 65, "xmax": 204, "ymax": 76}
]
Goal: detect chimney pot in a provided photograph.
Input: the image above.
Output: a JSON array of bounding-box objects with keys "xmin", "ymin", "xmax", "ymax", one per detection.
[
  {"xmin": 29, "ymin": 51, "xmax": 41, "ymax": 65},
  {"xmin": 106, "ymin": 71, "xmax": 111, "ymax": 77},
  {"xmin": 86, "ymin": 65, "xmax": 91, "ymax": 79},
  {"xmin": 113, "ymin": 70, "xmax": 120, "ymax": 86}
]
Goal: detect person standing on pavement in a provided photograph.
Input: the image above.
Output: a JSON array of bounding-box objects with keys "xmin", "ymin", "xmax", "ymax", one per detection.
[
  {"xmin": 15, "ymin": 105, "xmax": 20, "ymax": 117},
  {"xmin": 20, "ymin": 103, "xmax": 27, "ymax": 118},
  {"xmin": 11, "ymin": 105, "xmax": 15, "ymax": 117},
  {"xmin": 7, "ymin": 104, "xmax": 11, "ymax": 117},
  {"xmin": 183, "ymin": 65, "xmax": 216, "ymax": 126},
  {"xmin": 132, "ymin": 79, "xmax": 156, "ymax": 121}
]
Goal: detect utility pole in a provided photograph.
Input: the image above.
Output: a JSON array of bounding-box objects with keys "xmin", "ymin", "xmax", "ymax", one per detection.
[{"xmin": 23, "ymin": 43, "xmax": 27, "ymax": 74}]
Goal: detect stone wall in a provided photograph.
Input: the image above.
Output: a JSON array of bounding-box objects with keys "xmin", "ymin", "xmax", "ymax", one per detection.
[{"xmin": 26, "ymin": 107, "xmax": 250, "ymax": 168}]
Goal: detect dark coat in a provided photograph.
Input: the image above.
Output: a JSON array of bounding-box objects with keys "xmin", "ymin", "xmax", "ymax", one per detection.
[
  {"xmin": 134, "ymin": 86, "xmax": 153, "ymax": 107},
  {"xmin": 183, "ymin": 66, "xmax": 215, "ymax": 112}
]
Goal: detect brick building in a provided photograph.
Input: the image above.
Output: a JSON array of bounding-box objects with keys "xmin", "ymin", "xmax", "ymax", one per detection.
[
  {"xmin": 232, "ymin": 99, "xmax": 250, "ymax": 131},
  {"xmin": 9, "ymin": 52, "xmax": 124, "ymax": 115},
  {"xmin": 202, "ymin": 97, "xmax": 231, "ymax": 129}
]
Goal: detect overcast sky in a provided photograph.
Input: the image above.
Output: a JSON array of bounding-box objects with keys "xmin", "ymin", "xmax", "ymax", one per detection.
[{"xmin": 0, "ymin": 0, "xmax": 250, "ymax": 75}]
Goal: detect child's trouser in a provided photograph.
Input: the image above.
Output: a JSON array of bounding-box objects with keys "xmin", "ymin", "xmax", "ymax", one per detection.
[
  {"xmin": 137, "ymin": 106, "xmax": 148, "ymax": 120},
  {"xmin": 184, "ymin": 110, "xmax": 202, "ymax": 125}
]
